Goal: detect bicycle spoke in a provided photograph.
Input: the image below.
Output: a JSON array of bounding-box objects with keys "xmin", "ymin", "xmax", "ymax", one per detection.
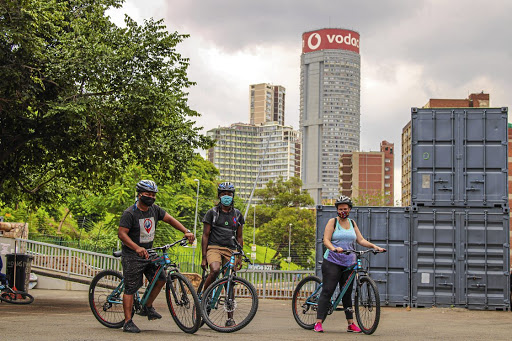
[
  {"xmin": 201, "ymin": 277, "xmax": 258, "ymax": 332},
  {"xmin": 89, "ymin": 270, "xmax": 125, "ymax": 328}
]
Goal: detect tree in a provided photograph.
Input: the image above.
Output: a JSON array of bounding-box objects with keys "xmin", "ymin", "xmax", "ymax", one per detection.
[
  {"xmin": 255, "ymin": 176, "xmax": 314, "ymax": 208},
  {"xmin": 253, "ymin": 177, "xmax": 316, "ymax": 268},
  {"xmin": 0, "ymin": 0, "xmax": 213, "ymax": 206}
]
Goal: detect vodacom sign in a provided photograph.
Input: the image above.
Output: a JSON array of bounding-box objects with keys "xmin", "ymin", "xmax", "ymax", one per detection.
[{"xmin": 302, "ymin": 29, "xmax": 360, "ymax": 54}]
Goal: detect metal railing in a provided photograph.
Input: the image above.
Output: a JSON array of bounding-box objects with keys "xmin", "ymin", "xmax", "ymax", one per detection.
[
  {"xmin": 16, "ymin": 238, "xmax": 314, "ymax": 298},
  {"xmin": 16, "ymin": 239, "xmax": 121, "ymax": 278}
]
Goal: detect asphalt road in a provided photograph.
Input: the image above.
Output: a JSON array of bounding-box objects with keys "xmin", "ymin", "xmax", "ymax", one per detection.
[{"xmin": 0, "ymin": 289, "xmax": 511, "ymax": 340}]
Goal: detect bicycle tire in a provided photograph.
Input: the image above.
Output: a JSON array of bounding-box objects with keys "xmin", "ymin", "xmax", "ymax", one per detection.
[
  {"xmin": 197, "ymin": 277, "xmax": 207, "ymax": 327},
  {"xmin": 354, "ymin": 276, "xmax": 380, "ymax": 335},
  {"xmin": 291, "ymin": 275, "xmax": 322, "ymax": 329},
  {"xmin": 0, "ymin": 290, "xmax": 34, "ymax": 304},
  {"xmin": 89, "ymin": 270, "xmax": 125, "ymax": 329},
  {"xmin": 166, "ymin": 272, "xmax": 201, "ymax": 334},
  {"xmin": 200, "ymin": 276, "xmax": 258, "ymax": 333}
]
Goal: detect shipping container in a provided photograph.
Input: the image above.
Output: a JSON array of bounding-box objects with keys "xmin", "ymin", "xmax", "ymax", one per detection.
[
  {"xmin": 410, "ymin": 107, "xmax": 508, "ymax": 208},
  {"xmin": 316, "ymin": 205, "xmax": 411, "ymax": 306},
  {"xmin": 410, "ymin": 206, "xmax": 510, "ymax": 310}
]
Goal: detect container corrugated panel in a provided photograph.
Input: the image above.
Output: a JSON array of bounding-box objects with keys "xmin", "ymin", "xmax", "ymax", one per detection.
[
  {"xmin": 316, "ymin": 205, "xmax": 411, "ymax": 306},
  {"xmin": 411, "ymin": 206, "xmax": 510, "ymax": 310},
  {"xmin": 411, "ymin": 107, "xmax": 509, "ymax": 208}
]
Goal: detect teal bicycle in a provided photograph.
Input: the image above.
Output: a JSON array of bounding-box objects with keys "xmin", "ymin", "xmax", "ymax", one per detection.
[
  {"xmin": 199, "ymin": 236, "xmax": 258, "ymax": 333},
  {"xmin": 88, "ymin": 237, "xmax": 201, "ymax": 334},
  {"xmin": 292, "ymin": 249, "xmax": 385, "ymax": 335}
]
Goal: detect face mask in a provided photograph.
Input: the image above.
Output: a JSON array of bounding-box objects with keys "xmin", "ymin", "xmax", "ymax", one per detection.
[
  {"xmin": 220, "ymin": 195, "xmax": 233, "ymax": 206},
  {"xmin": 338, "ymin": 211, "xmax": 349, "ymax": 219},
  {"xmin": 140, "ymin": 195, "xmax": 155, "ymax": 206}
]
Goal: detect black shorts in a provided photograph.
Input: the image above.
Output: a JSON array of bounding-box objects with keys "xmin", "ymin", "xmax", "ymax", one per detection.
[{"xmin": 121, "ymin": 253, "xmax": 166, "ymax": 295}]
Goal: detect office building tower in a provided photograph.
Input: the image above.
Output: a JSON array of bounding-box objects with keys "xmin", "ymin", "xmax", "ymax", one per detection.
[
  {"xmin": 207, "ymin": 122, "xmax": 301, "ymax": 200},
  {"xmin": 300, "ymin": 28, "xmax": 361, "ymax": 205},
  {"xmin": 250, "ymin": 83, "xmax": 286, "ymax": 126},
  {"xmin": 339, "ymin": 141, "xmax": 394, "ymax": 206}
]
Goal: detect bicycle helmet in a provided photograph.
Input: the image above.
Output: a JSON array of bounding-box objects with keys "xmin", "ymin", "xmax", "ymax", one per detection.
[
  {"xmin": 334, "ymin": 195, "xmax": 353, "ymax": 208},
  {"xmin": 136, "ymin": 180, "xmax": 159, "ymax": 193},
  {"xmin": 217, "ymin": 182, "xmax": 235, "ymax": 196}
]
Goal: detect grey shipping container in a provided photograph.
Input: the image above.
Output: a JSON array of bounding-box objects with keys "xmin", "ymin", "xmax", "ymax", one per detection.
[
  {"xmin": 410, "ymin": 107, "xmax": 508, "ymax": 208},
  {"xmin": 316, "ymin": 205, "xmax": 411, "ymax": 306},
  {"xmin": 411, "ymin": 206, "xmax": 510, "ymax": 310}
]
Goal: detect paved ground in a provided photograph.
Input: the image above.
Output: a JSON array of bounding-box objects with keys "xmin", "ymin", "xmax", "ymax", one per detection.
[{"xmin": 0, "ymin": 289, "xmax": 511, "ymax": 340}]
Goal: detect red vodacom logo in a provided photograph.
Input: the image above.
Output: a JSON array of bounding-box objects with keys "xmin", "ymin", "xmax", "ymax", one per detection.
[{"xmin": 302, "ymin": 29, "xmax": 360, "ymax": 54}]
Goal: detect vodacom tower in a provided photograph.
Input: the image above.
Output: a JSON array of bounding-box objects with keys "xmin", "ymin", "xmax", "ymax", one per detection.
[{"xmin": 300, "ymin": 28, "xmax": 361, "ymax": 205}]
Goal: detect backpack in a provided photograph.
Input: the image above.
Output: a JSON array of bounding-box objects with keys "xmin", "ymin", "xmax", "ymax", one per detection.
[{"xmin": 211, "ymin": 205, "xmax": 242, "ymax": 229}]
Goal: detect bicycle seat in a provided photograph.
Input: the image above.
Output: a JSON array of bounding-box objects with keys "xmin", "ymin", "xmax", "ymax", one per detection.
[{"xmin": 113, "ymin": 250, "xmax": 122, "ymax": 258}]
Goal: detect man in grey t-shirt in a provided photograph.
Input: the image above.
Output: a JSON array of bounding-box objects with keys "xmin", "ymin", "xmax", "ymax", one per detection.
[{"xmin": 118, "ymin": 180, "xmax": 194, "ymax": 333}]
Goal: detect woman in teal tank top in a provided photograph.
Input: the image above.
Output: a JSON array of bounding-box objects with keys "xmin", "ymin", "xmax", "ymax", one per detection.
[{"xmin": 313, "ymin": 195, "xmax": 385, "ymax": 334}]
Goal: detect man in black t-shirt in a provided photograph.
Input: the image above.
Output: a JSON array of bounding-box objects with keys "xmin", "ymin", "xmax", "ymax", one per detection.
[
  {"xmin": 201, "ymin": 182, "xmax": 244, "ymax": 327},
  {"xmin": 118, "ymin": 180, "xmax": 194, "ymax": 333}
]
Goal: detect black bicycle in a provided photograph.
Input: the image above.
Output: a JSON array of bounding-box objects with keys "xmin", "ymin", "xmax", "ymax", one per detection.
[
  {"xmin": 88, "ymin": 237, "xmax": 201, "ymax": 333},
  {"xmin": 198, "ymin": 236, "xmax": 258, "ymax": 333},
  {"xmin": 292, "ymin": 249, "xmax": 385, "ymax": 335}
]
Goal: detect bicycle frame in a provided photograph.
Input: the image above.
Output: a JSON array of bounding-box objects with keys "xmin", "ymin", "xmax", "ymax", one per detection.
[
  {"xmin": 305, "ymin": 251, "xmax": 371, "ymax": 311},
  {"xmin": 106, "ymin": 239, "xmax": 185, "ymax": 308}
]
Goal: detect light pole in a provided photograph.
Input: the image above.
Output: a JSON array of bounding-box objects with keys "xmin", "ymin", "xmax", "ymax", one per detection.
[
  {"xmin": 192, "ymin": 179, "xmax": 200, "ymax": 272},
  {"xmin": 253, "ymin": 205, "xmax": 256, "ymax": 246},
  {"xmin": 288, "ymin": 223, "xmax": 292, "ymax": 270}
]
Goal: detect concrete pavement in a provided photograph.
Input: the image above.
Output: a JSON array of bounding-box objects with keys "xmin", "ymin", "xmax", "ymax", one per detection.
[{"xmin": 0, "ymin": 288, "xmax": 511, "ymax": 340}]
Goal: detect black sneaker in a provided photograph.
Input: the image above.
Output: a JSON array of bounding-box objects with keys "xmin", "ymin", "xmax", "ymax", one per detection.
[
  {"xmin": 140, "ymin": 305, "xmax": 162, "ymax": 320},
  {"xmin": 225, "ymin": 318, "xmax": 236, "ymax": 327},
  {"xmin": 123, "ymin": 319, "xmax": 141, "ymax": 333}
]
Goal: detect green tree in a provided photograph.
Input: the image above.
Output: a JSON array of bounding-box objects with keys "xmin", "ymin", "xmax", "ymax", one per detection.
[
  {"xmin": 0, "ymin": 0, "xmax": 212, "ymax": 206},
  {"xmin": 255, "ymin": 176, "xmax": 314, "ymax": 208},
  {"xmin": 253, "ymin": 177, "xmax": 315, "ymax": 268}
]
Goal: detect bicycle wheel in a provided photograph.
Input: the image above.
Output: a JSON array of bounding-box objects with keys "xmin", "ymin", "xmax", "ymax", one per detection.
[
  {"xmin": 166, "ymin": 272, "xmax": 201, "ymax": 334},
  {"xmin": 0, "ymin": 289, "xmax": 34, "ymax": 304},
  {"xmin": 89, "ymin": 270, "xmax": 125, "ymax": 328},
  {"xmin": 196, "ymin": 277, "xmax": 207, "ymax": 327},
  {"xmin": 354, "ymin": 276, "xmax": 380, "ymax": 335},
  {"xmin": 292, "ymin": 276, "xmax": 322, "ymax": 329},
  {"xmin": 200, "ymin": 276, "xmax": 258, "ymax": 333}
]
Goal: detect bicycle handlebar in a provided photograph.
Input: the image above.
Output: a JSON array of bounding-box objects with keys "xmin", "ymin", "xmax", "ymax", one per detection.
[
  {"xmin": 341, "ymin": 249, "xmax": 387, "ymax": 256},
  {"xmin": 150, "ymin": 237, "xmax": 189, "ymax": 252},
  {"xmin": 231, "ymin": 236, "xmax": 251, "ymax": 263}
]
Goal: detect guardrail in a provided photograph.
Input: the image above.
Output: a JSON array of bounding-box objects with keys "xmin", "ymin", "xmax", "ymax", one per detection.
[
  {"xmin": 16, "ymin": 238, "xmax": 121, "ymax": 278},
  {"xmin": 15, "ymin": 238, "xmax": 314, "ymax": 298}
]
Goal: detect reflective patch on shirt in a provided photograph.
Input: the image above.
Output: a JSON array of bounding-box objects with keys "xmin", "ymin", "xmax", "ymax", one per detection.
[{"xmin": 139, "ymin": 217, "xmax": 155, "ymax": 243}]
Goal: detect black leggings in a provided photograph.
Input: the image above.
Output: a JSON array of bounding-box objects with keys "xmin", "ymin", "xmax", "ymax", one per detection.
[{"xmin": 317, "ymin": 259, "xmax": 354, "ymax": 321}]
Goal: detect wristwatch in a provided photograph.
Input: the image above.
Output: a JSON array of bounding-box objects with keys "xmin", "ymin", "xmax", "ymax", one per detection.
[{"xmin": 186, "ymin": 229, "xmax": 191, "ymax": 233}]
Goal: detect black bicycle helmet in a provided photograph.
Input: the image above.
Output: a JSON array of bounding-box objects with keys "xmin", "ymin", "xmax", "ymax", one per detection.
[
  {"xmin": 217, "ymin": 182, "xmax": 235, "ymax": 196},
  {"xmin": 335, "ymin": 195, "xmax": 353, "ymax": 208},
  {"xmin": 136, "ymin": 180, "xmax": 158, "ymax": 193}
]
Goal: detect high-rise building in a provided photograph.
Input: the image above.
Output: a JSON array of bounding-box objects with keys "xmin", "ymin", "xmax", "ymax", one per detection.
[
  {"xmin": 250, "ymin": 83, "xmax": 286, "ymax": 126},
  {"xmin": 207, "ymin": 122, "xmax": 301, "ymax": 199},
  {"xmin": 401, "ymin": 92, "xmax": 490, "ymax": 205},
  {"xmin": 339, "ymin": 141, "xmax": 394, "ymax": 206},
  {"xmin": 300, "ymin": 28, "xmax": 361, "ymax": 205}
]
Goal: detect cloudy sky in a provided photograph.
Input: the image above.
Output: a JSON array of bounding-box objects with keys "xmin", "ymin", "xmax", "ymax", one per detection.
[{"xmin": 109, "ymin": 0, "xmax": 512, "ymax": 203}]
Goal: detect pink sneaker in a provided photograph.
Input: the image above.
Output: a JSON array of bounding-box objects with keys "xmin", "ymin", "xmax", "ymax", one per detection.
[
  {"xmin": 314, "ymin": 322, "xmax": 324, "ymax": 332},
  {"xmin": 347, "ymin": 323, "xmax": 362, "ymax": 333}
]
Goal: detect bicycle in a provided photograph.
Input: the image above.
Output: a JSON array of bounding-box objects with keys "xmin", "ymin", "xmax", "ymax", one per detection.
[
  {"xmin": 88, "ymin": 237, "xmax": 201, "ymax": 334},
  {"xmin": 199, "ymin": 236, "xmax": 258, "ymax": 333},
  {"xmin": 292, "ymin": 249, "xmax": 385, "ymax": 335},
  {"xmin": 0, "ymin": 280, "xmax": 34, "ymax": 304}
]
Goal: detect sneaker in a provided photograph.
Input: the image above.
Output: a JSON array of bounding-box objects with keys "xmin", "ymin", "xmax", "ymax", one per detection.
[
  {"xmin": 140, "ymin": 305, "xmax": 162, "ymax": 320},
  {"xmin": 225, "ymin": 318, "xmax": 236, "ymax": 327},
  {"xmin": 347, "ymin": 323, "xmax": 362, "ymax": 333},
  {"xmin": 314, "ymin": 322, "xmax": 324, "ymax": 332},
  {"xmin": 123, "ymin": 319, "xmax": 141, "ymax": 333}
]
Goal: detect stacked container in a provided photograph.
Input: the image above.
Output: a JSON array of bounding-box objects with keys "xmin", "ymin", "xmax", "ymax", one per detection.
[
  {"xmin": 315, "ymin": 107, "xmax": 510, "ymax": 310},
  {"xmin": 409, "ymin": 107, "xmax": 510, "ymax": 310}
]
